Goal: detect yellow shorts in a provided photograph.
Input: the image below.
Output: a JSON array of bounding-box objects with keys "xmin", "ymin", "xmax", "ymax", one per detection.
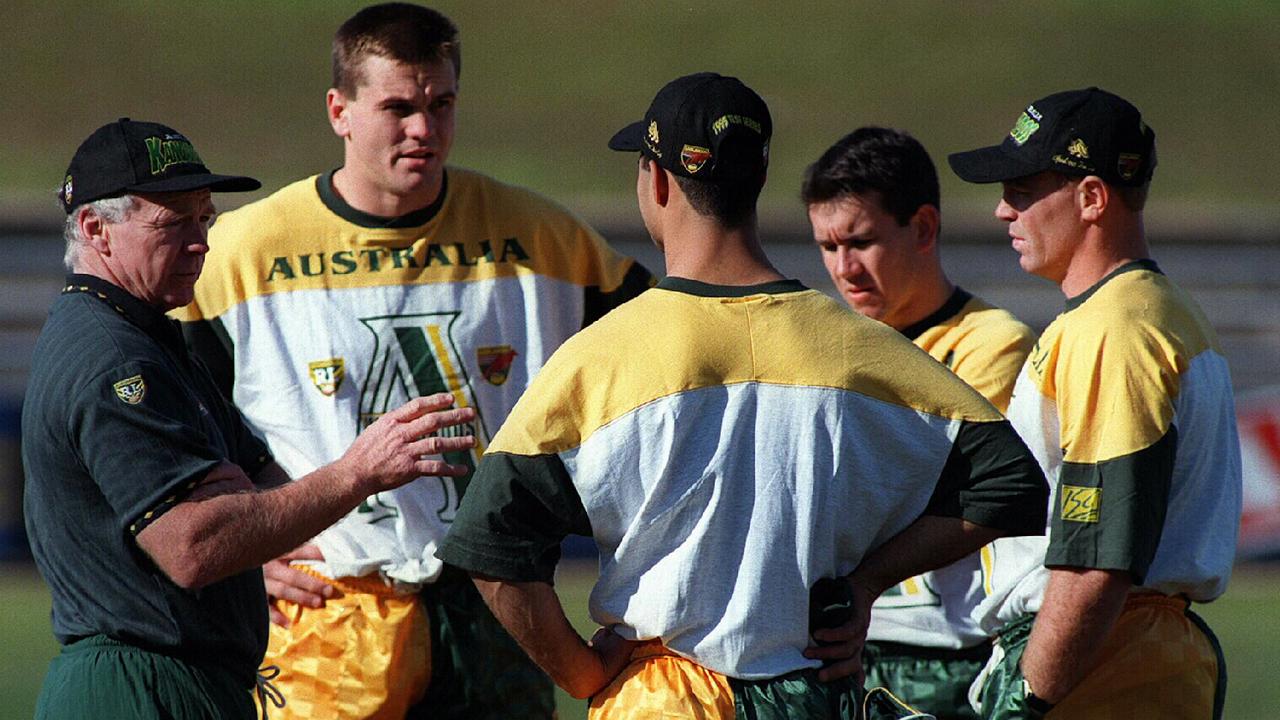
[
  {"xmin": 589, "ymin": 641, "xmax": 735, "ymax": 719},
  {"xmin": 1049, "ymin": 594, "xmax": 1222, "ymax": 719},
  {"xmin": 257, "ymin": 568, "xmax": 431, "ymax": 720}
]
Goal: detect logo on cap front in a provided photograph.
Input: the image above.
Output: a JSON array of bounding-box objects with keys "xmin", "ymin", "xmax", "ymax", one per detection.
[
  {"xmin": 1009, "ymin": 110, "xmax": 1041, "ymax": 146},
  {"xmin": 1067, "ymin": 138, "xmax": 1089, "ymax": 159},
  {"xmin": 681, "ymin": 145, "xmax": 712, "ymax": 174},
  {"xmin": 62, "ymin": 174, "xmax": 73, "ymax": 206},
  {"xmin": 144, "ymin": 134, "xmax": 204, "ymax": 176},
  {"xmin": 644, "ymin": 121, "xmax": 663, "ymax": 157}
]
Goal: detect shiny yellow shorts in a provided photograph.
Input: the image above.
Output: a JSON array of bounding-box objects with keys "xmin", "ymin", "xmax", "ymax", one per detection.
[
  {"xmin": 256, "ymin": 568, "xmax": 431, "ymax": 720},
  {"xmin": 1049, "ymin": 594, "xmax": 1222, "ymax": 719},
  {"xmin": 590, "ymin": 641, "xmax": 735, "ymax": 719}
]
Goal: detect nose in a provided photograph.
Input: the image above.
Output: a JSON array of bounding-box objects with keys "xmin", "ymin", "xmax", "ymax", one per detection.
[
  {"xmin": 995, "ymin": 198, "xmax": 1016, "ymax": 222},
  {"xmin": 836, "ymin": 246, "xmax": 862, "ymax": 277},
  {"xmin": 405, "ymin": 111, "xmax": 430, "ymax": 140}
]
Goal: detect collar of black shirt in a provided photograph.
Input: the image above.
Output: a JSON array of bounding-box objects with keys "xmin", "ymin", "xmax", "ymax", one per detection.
[{"xmin": 63, "ymin": 273, "xmax": 188, "ymax": 350}]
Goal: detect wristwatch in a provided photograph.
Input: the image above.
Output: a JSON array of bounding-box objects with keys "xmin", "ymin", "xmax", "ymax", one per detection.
[{"xmin": 1022, "ymin": 678, "xmax": 1055, "ymax": 716}]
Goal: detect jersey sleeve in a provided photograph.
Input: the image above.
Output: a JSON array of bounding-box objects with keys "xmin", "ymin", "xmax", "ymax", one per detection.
[
  {"xmin": 71, "ymin": 360, "xmax": 228, "ymax": 537},
  {"xmin": 927, "ymin": 418, "xmax": 1048, "ymax": 536},
  {"xmin": 1044, "ymin": 322, "xmax": 1178, "ymax": 583},
  {"xmin": 437, "ymin": 451, "xmax": 591, "ymax": 583},
  {"xmin": 568, "ymin": 222, "xmax": 655, "ymax": 328}
]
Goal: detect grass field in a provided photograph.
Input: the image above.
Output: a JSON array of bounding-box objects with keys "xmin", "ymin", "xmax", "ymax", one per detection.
[
  {"xmin": 4, "ymin": 1, "xmax": 1280, "ymax": 224},
  {"xmin": 3, "ymin": 560, "xmax": 1278, "ymax": 719}
]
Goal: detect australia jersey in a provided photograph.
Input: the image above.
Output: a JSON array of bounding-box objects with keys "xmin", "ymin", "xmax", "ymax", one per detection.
[
  {"xmin": 173, "ymin": 168, "xmax": 651, "ymax": 586},
  {"xmin": 869, "ymin": 289, "xmax": 1035, "ymax": 649},
  {"xmin": 439, "ymin": 278, "xmax": 1046, "ymax": 679},
  {"xmin": 973, "ymin": 261, "xmax": 1242, "ymax": 633}
]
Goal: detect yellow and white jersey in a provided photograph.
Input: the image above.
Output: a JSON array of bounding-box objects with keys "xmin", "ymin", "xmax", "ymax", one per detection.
[
  {"xmin": 869, "ymin": 289, "xmax": 1035, "ymax": 649},
  {"xmin": 974, "ymin": 261, "xmax": 1242, "ymax": 633},
  {"xmin": 173, "ymin": 168, "xmax": 651, "ymax": 586},
  {"xmin": 440, "ymin": 278, "xmax": 1047, "ymax": 679}
]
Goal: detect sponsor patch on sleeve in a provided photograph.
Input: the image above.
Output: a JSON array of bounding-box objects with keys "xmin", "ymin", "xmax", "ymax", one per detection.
[
  {"xmin": 113, "ymin": 375, "xmax": 147, "ymax": 405},
  {"xmin": 1060, "ymin": 485, "xmax": 1101, "ymax": 523}
]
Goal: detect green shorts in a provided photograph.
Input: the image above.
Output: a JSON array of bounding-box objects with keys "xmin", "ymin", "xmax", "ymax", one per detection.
[
  {"xmin": 406, "ymin": 564, "xmax": 555, "ymax": 719},
  {"xmin": 864, "ymin": 640, "xmax": 991, "ymax": 720},
  {"xmin": 35, "ymin": 635, "xmax": 255, "ymax": 720}
]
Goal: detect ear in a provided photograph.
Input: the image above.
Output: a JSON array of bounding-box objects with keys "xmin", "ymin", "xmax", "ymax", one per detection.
[
  {"xmin": 326, "ymin": 88, "xmax": 351, "ymax": 139},
  {"xmin": 910, "ymin": 204, "xmax": 941, "ymax": 252},
  {"xmin": 1077, "ymin": 176, "xmax": 1108, "ymax": 223},
  {"xmin": 649, "ymin": 161, "xmax": 671, "ymax": 207},
  {"xmin": 77, "ymin": 207, "xmax": 111, "ymax": 255}
]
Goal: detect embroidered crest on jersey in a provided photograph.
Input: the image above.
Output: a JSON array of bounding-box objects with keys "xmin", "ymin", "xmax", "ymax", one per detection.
[
  {"xmin": 113, "ymin": 375, "xmax": 146, "ymax": 405},
  {"xmin": 477, "ymin": 345, "xmax": 518, "ymax": 386},
  {"xmin": 357, "ymin": 311, "xmax": 490, "ymax": 523},
  {"xmin": 681, "ymin": 145, "xmax": 712, "ymax": 174},
  {"xmin": 1061, "ymin": 485, "xmax": 1101, "ymax": 523},
  {"xmin": 307, "ymin": 358, "xmax": 345, "ymax": 396}
]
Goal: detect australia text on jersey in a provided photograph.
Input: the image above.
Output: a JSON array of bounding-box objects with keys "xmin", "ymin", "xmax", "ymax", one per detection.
[{"xmin": 264, "ymin": 238, "xmax": 531, "ymax": 281}]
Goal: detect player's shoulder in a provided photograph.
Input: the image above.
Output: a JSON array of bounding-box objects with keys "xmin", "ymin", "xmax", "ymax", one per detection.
[
  {"xmin": 210, "ymin": 175, "xmax": 323, "ymax": 241},
  {"xmin": 955, "ymin": 294, "xmax": 1036, "ymax": 345},
  {"xmin": 446, "ymin": 167, "xmax": 596, "ymax": 231},
  {"xmin": 1065, "ymin": 263, "xmax": 1215, "ymax": 355}
]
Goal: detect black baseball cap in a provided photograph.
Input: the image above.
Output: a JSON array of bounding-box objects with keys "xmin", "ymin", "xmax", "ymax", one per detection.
[
  {"xmin": 948, "ymin": 87, "xmax": 1156, "ymax": 187},
  {"xmin": 60, "ymin": 118, "xmax": 260, "ymax": 213},
  {"xmin": 608, "ymin": 72, "xmax": 771, "ymax": 183}
]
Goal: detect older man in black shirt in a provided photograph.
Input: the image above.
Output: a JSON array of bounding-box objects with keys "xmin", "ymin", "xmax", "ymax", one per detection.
[{"xmin": 22, "ymin": 118, "xmax": 476, "ymax": 719}]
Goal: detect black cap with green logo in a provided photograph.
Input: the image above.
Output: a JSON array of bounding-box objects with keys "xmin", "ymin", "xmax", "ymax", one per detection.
[
  {"xmin": 60, "ymin": 118, "xmax": 260, "ymax": 213},
  {"xmin": 948, "ymin": 87, "xmax": 1156, "ymax": 187}
]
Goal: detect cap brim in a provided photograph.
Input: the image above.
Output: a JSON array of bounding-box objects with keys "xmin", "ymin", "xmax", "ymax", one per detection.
[
  {"xmin": 128, "ymin": 172, "xmax": 262, "ymax": 195},
  {"xmin": 947, "ymin": 145, "xmax": 1045, "ymax": 184},
  {"xmin": 608, "ymin": 121, "xmax": 645, "ymax": 152}
]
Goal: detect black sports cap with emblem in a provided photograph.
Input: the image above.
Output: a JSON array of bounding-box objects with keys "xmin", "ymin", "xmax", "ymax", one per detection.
[
  {"xmin": 60, "ymin": 118, "xmax": 260, "ymax": 213},
  {"xmin": 608, "ymin": 72, "xmax": 772, "ymax": 183},
  {"xmin": 948, "ymin": 87, "xmax": 1156, "ymax": 187}
]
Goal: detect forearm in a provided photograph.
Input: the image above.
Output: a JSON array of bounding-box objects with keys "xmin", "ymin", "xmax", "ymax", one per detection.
[
  {"xmin": 1021, "ymin": 567, "xmax": 1132, "ymax": 703},
  {"xmin": 851, "ymin": 515, "xmax": 1004, "ymax": 595},
  {"xmin": 472, "ymin": 576, "xmax": 612, "ymax": 699},
  {"xmin": 139, "ymin": 461, "xmax": 369, "ymax": 589}
]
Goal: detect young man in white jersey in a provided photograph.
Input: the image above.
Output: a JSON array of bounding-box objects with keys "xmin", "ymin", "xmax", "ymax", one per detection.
[
  {"xmin": 439, "ymin": 72, "xmax": 1050, "ymax": 720},
  {"xmin": 949, "ymin": 87, "xmax": 1241, "ymax": 719},
  {"xmin": 174, "ymin": 4, "xmax": 651, "ymax": 718},
  {"xmin": 804, "ymin": 126, "xmax": 1035, "ymax": 719}
]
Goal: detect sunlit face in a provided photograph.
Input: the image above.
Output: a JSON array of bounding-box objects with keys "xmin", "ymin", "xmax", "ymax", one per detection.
[
  {"xmin": 329, "ymin": 54, "xmax": 458, "ymax": 208},
  {"xmin": 808, "ymin": 193, "xmax": 932, "ymax": 330},
  {"xmin": 101, "ymin": 190, "xmax": 216, "ymax": 310},
  {"xmin": 995, "ymin": 172, "xmax": 1082, "ymax": 284}
]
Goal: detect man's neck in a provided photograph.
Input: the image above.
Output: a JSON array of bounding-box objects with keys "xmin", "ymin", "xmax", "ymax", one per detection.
[
  {"xmin": 1059, "ymin": 218, "xmax": 1149, "ymax": 298},
  {"xmin": 662, "ymin": 222, "xmax": 784, "ymax": 286},
  {"xmin": 330, "ymin": 167, "xmax": 442, "ymax": 219}
]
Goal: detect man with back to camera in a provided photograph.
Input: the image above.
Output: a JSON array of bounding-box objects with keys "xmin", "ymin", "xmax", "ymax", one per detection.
[
  {"xmin": 172, "ymin": 3, "xmax": 652, "ymax": 718},
  {"xmin": 948, "ymin": 87, "xmax": 1241, "ymax": 719},
  {"xmin": 803, "ymin": 126, "xmax": 1036, "ymax": 719},
  {"xmin": 437, "ymin": 71, "xmax": 1051, "ymax": 719},
  {"xmin": 22, "ymin": 117, "xmax": 474, "ymax": 720}
]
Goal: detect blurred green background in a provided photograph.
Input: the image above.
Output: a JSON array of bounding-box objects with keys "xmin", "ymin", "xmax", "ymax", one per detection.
[
  {"xmin": 3, "ymin": 1, "xmax": 1278, "ymax": 231},
  {"xmin": 4, "ymin": 2, "xmax": 1278, "ymax": 719}
]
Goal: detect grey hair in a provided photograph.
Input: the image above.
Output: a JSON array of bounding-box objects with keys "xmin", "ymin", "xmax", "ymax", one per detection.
[{"xmin": 63, "ymin": 195, "xmax": 137, "ymax": 271}]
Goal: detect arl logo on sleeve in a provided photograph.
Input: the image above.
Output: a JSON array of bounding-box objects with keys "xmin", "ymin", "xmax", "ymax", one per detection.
[
  {"xmin": 113, "ymin": 375, "xmax": 146, "ymax": 405},
  {"xmin": 1060, "ymin": 485, "xmax": 1101, "ymax": 523}
]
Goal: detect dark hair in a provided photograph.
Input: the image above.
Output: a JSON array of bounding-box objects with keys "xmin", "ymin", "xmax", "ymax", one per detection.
[
  {"xmin": 332, "ymin": 3, "xmax": 461, "ymax": 97},
  {"xmin": 674, "ymin": 173, "xmax": 762, "ymax": 229},
  {"xmin": 801, "ymin": 126, "xmax": 939, "ymax": 226}
]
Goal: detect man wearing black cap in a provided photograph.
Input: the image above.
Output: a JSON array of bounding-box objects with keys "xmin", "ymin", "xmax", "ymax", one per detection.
[
  {"xmin": 949, "ymin": 88, "xmax": 1240, "ymax": 719},
  {"xmin": 22, "ymin": 118, "xmax": 477, "ymax": 719},
  {"xmin": 438, "ymin": 73, "xmax": 1050, "ymax": 718}
]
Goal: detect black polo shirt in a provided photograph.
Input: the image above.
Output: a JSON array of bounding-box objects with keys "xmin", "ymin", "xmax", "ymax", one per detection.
[{"xmin": 22, "ymin": 274, "xmax": 274, "ymax": 687}]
